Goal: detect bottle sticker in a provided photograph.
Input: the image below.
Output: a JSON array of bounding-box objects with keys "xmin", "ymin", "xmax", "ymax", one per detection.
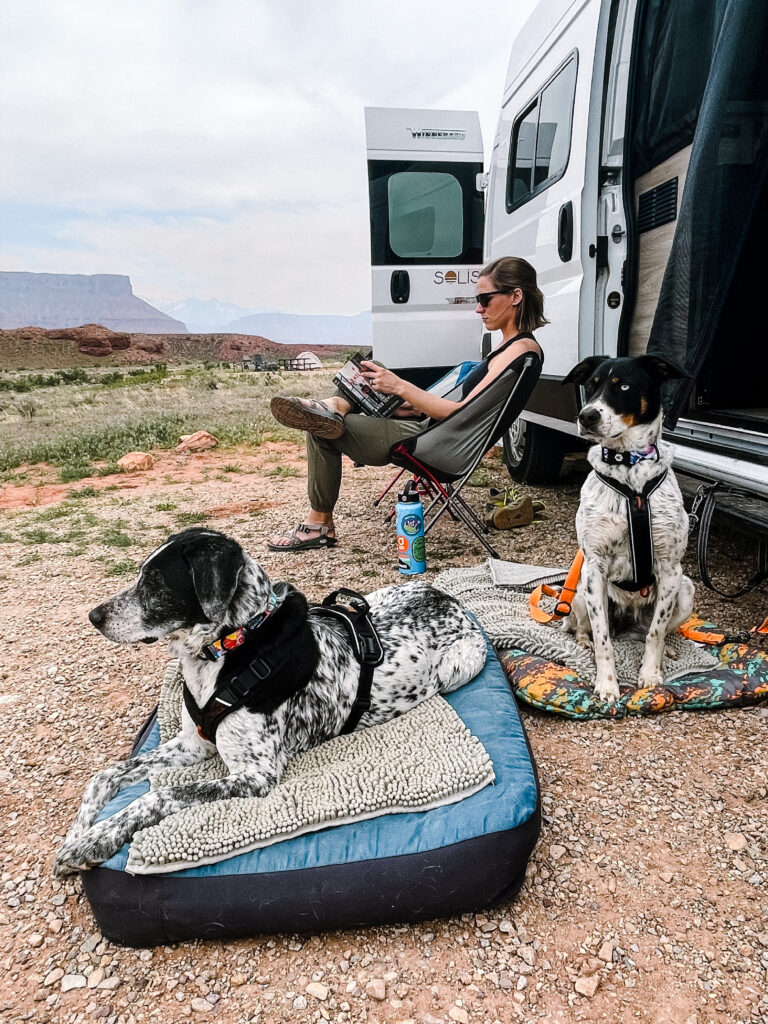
[
  {"xmin": 397, "ymin": 535, "xmax": 409, "ymax": 553},
  {"xmin": 412, "ymin": 536, "xmax": 426, "ymax": 563},
  {"xmin": 401, "ymin": 513, "xmax": 422, "ymax": 536}
]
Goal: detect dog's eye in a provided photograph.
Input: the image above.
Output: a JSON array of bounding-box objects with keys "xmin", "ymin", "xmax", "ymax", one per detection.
[{"xmin": 619, "ymin": 384, "xmax": 630, "ymax": 391}]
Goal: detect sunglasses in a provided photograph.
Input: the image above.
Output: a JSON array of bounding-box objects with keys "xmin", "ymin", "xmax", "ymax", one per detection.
[{"xmin": 475, "ymin": 289, "xmax": 510, "ymax": 308}]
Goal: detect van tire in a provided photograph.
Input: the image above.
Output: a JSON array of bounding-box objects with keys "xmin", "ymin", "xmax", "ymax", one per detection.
[{"xmin": 503, "ymin": 420, "xmax": 567, "ymax": 484}]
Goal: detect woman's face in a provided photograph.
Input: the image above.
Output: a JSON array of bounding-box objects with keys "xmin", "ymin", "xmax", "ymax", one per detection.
[{"xmin": 475, "ymin": 275, "xmax": 521, "ymax": 333}]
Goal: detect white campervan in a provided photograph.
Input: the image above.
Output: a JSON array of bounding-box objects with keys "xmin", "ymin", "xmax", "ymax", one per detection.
[{"xmin": 365, "ymin": 0, "xmax": 768, "ymax": 510}]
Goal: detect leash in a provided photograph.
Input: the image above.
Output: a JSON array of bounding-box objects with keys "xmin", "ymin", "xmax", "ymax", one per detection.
[
  {"xmin": 529, "ymin": 550, "xmax": 584, "ymax": 623},
  {"xmin": 678, "ymin": 614, "xmax": 768, "ymax": 648}
]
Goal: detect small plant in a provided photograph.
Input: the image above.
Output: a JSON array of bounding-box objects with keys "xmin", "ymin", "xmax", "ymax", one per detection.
[
  {"xmin": 264, "ymin": 466, "xmax": 300, "ymax": 478},
  {"xmin": 70, "ymin": 485, "xmax": 99, "ymax": 498},
  {"xmin": 0, "ymin": 531, "xmax": 15, "ymax": 543},
  {"xmin": 174, "ymin": 511, "xmax": 210, "ymax": 526},
  {"xmin": 59, "ymin": 465, "xmax": 93, "ymax": 483},
  {"xmin": 16, "ymin": 552, "xmax": 41, "ymax": 566},
  {"xmin": 105, "ymin": 559, "xmax": 138, "ymax": 576},
  {"xmin": 221, "ymin": 464, "xmax": 243, "ymax": 473},
  {"xmin": 101, "ymin": 527, "xmax": 133, "ymax": 548},
  {"xmin": 154, "ymin": 501, "xmax": 177, "ymax": 512},
  {"xmin": 20, "ymin": 527, "xmax": 61, "ymax": 545}
]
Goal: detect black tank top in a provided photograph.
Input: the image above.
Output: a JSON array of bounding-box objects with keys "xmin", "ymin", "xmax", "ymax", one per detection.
[{"xmin": 460, "ymin": 332, "xmax": 542, "ymax": 399}]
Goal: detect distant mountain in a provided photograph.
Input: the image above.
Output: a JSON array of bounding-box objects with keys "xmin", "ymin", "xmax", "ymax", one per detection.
[
  {"xmin": 155, "ymin": 297, "xmax": 372, "ymax": 347},
  {"xmin": 0, "ymin": 273, "xmax": 187, "ymax": 333},
  {"xmin": 155, "ymin": 297, "xmax": 270, "ymax": 334},
  {"xmin": 226, "ymin": 311, "xmax": 371, "ymax": 347}
]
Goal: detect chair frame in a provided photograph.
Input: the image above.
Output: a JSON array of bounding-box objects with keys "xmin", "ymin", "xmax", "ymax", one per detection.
[{"xmin": 384, "ymin": 354, "xmax": 540, "ymax": 558}]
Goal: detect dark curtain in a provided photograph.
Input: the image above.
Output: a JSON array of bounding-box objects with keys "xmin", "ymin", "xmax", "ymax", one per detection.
[{"xmin": 638, "ymin": 0, "xmax": 768, "ymax": 426}]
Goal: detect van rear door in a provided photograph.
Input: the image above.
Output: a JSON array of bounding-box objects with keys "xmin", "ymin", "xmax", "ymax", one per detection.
[{"xmin": 365, "ymin": 107, "xmax": 484, "ymax": 384}]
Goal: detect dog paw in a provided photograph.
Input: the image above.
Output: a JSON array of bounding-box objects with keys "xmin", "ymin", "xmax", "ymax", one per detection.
[
  {"xmin": 638, "ymin": 668, "xmax": 663, "ymax": 689},
  {"xmin": 593, "ymin": 679, "xmax": 620, "ymax": 704},
  {"xmin": 53, "ymin": 852, "xmax": 88, "ymax": 878},
  {"xmin": 575, "ymin": 636, "xmax": 594, "ymax": 652}
]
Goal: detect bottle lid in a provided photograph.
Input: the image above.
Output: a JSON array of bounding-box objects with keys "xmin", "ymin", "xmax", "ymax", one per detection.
[{"xmin": 398, "ymin": 480, "xmax": 421, "ymax": 503}]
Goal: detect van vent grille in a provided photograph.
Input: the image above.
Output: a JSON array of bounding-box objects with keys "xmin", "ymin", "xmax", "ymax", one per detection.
[{"xmin": 637, "ymin": 177, "xmax": 678, "ymax": 234}]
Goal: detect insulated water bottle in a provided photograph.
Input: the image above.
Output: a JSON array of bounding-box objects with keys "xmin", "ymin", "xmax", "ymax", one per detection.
[{"xmin": 395, "ymin": 481, "xmax": 426, "ymax": 575}]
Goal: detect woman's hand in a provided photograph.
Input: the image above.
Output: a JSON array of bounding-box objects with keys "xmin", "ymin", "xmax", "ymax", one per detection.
[{"xmin": 360, "ymin": 361, "xmax": 404, "ymax": 396}]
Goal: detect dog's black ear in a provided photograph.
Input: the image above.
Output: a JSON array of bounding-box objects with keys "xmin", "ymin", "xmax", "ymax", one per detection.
[
  {"xmin": 183, "ymin": 532, "xmax": 246, "ymax": 624},
  {"xmin": 562, "ymin": 356, "xmax": 606, "ymax": 385},
  {"xmin": 636, "ymin": 354, "xmax": 691, "ymax": 381}
]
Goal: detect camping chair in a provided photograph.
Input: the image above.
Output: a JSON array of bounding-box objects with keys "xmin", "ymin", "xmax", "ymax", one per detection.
[
  {"xmin": 386, "ymin": 353, "xmax": 541, "ymax": 558},
  {"xmin": 372, "ymin": 360, "xmax": 480, "ymax": 508}
]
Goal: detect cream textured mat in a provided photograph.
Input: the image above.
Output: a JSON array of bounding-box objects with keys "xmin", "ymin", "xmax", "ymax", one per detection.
[
  {"xmin": 126, "ymin": 662, "xmax": 495, "ymax": 875},
  {"xmin": 434, "ymin": 562, "xmax": 718, "ymax": 686}
]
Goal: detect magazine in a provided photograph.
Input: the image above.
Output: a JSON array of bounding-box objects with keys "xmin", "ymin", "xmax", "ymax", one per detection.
[{"xmin": 332, "ymin": 351, "xmax": 404, "ymax": 418}]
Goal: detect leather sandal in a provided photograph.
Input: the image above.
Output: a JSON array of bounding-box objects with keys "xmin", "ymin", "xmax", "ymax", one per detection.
[
  {"xmin": 266, "ymin": 523, "xmax": 338, "ymax": 552},
  {"xmin": 270, "ymin": 396, "xmax": 345, "ymax": 439}
]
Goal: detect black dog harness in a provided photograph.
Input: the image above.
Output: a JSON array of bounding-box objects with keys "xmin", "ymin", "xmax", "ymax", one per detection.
[
  {"xmin": 183, "ymin": 586, "xmax": 383, "ymax": 743},
  {"xmin": 594, "ymin": 468, "xmax": 668, "ymax": 593}
]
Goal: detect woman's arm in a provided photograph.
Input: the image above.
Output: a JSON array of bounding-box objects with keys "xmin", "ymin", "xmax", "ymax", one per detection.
[{"xmin": 360, "ymin": 338, "xmax": 541, "ymax": 421}]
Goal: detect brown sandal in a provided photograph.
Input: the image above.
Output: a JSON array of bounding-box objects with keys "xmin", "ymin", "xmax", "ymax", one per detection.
[
  {"xmin": 267, "ymin": 522, "xmax": 338, "ymax": 552},
  {"xmin": 270, "ymin": 396, "xmax": 345, "ymax": 439}
]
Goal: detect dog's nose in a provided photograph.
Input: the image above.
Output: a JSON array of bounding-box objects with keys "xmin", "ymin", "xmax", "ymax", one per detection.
[
  {"xmin": 578, "ymin": 406, "xmax": 601, "ymax": 430},
  {"xmin": 89, "ymin": 605, "xmax": 107, "ymax": 629}
]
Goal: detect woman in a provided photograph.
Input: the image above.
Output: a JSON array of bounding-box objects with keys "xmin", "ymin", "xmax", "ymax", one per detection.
[{"xmin": 267, "ymin": 256, "xmax": 546, "ymax": 551}]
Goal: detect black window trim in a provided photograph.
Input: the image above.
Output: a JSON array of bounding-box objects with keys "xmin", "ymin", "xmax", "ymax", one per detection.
[{"xmin": 505, "ymin": 49, "xmax": 579, "ymax": 214}]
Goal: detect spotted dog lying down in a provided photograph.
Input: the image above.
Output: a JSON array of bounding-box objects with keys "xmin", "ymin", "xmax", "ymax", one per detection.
[
  {"xmin": 560, "ymin": 354, "xmax": 695, "ymax": 704},
  {"xmin": 54, "ymin": 528, "xmax": 486, "ymax": 875}
]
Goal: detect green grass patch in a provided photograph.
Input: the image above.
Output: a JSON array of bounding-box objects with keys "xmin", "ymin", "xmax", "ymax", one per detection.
[
  {"xmin": 264, "ymin": 466, "xmax": 300, "ymax": 478},
  {"xmin": 174, "ymin": 511, "xmax": 210, "ymax": 526},
  {"xmin": 154, "ymin": 501, "xmax": 177, "ymax": 512},
  {"xmin": 0, "ymin": 531, "xmax": 15, "ymax": 543},
  {"xmin": 69, "ymin": 485, "xmax": 99, "ymax": 498},
  {"xmin": 0, "ymin": 414, "xmax": 187, "ymax": 473},
  {"xmin": 101, "ymin": 526, "xmax": 133, "ymax": 548},
  {"xmin": 16, "ymin": 552, "xmax": 41, "ymax": 566},
  {"xmin": 105, "ymin": 558, "xmax": 138, "ymax": 576}
]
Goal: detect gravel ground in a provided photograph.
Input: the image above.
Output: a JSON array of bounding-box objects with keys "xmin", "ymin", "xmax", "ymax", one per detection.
[{"xmin": 1, "ymin": 438, "xmax": 766, "ymax": 1024}]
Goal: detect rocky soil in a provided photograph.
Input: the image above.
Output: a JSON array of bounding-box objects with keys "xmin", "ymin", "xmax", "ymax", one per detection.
[{"xmin": 1, "ymin": 441, "xmax": 766, "ymax": 1024}]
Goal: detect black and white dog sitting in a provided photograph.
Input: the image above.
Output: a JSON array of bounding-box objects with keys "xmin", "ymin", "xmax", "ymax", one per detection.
[
  {"xmin": 560, "ymin": 355, "xmax": 695, "ymax": 703},
  {"xmin": 54, "ymin": 528, "xmax": 486, "ymax": 875}
]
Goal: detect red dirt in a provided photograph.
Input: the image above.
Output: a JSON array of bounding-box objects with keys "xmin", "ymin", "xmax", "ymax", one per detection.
[{"xmin": 0, "ymin": 441, "xmax": 305, "ymax": 510}]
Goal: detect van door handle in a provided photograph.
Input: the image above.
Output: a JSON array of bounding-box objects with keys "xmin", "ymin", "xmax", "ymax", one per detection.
[
  {"xmin": 390, "ymin": 270, "xmax": 410, "ymax": 304},
  {"xmin": 558, "ymin": 201, "xmax": 573, "ymax": 263}
]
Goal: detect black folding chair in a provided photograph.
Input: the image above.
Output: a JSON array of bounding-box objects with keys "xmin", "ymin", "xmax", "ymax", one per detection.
[{"xmin": 387, "ymin": 354, "xmax": 541, "ymax": 557}]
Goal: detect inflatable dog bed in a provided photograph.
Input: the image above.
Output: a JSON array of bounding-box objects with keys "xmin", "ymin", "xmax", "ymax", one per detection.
[{"xmin": 81, "ymin": 633, "xmax": 540, "ymax": 947}]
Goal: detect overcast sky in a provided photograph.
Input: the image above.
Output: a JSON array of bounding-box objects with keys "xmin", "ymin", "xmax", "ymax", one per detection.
[{"xmin": 0, "ymin": 0, "xmax": 536, "ymax": 315}]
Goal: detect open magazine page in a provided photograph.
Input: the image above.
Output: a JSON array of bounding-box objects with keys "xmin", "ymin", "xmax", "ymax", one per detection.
[{"xmin": 332, "ymin": 351, "xmax": 404, "ymax": 418}]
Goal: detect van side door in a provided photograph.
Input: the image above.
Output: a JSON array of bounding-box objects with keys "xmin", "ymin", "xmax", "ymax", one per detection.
[{"xmin": 485, "ymin": 0, "xmax": 604, "ymax": 379}]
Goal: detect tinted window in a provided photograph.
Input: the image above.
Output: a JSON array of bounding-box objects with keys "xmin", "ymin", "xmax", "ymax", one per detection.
[
  {"xmin": 388, "ymin": 171, "xmax": 463, "ymax": 258},
  {"xmin": 507, "ymin": 54, "xmax": 578, "ymax": 211},
  {"xmin": 368, "ymin": 160, "xmax": 484, "ymax": 265},
  {"xmin": 535, "ymin": 58, "xmax": 577, "ymax": 186},
  {"xmin": 510, "ymin": 106, "xmax": 537, "ymax": 205}
]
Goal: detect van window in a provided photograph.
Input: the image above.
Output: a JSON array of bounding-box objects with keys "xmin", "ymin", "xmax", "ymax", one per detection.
[
  {"xmin": 388, "ymin": 171, "xmax": 463, "ymax": 259},
  {"xmin": 507, "ymin": 54, "xmax": 578, "ymax": 212},
  {"xmin": 368, "ymin": 160, "xmax": 484, "ymax": 266}
]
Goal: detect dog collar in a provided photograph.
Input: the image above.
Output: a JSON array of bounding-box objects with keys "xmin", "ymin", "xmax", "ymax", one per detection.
[
  {"xmin": 600, "ymin": 444, "xmax": 658, "ymax": 467},
  {"xmin": 201, "ymin": 589, "xmax": 280, "ymax": 661}
]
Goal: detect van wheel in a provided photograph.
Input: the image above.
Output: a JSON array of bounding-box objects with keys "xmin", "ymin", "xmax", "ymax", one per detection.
[{"xmin": 503, "ymin": 420, "xmax": 566, "ymax": 484}]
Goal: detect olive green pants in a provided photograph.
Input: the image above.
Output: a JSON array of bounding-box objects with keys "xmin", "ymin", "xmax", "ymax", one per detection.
[{"xmin": 307, "ymin": 414, "xmax": 425, "ymax": 513}]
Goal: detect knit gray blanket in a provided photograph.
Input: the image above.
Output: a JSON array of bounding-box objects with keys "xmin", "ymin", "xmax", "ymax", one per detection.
[
  {"xmin": 434, "ymin": 561, "xmax": 718, "ymax": 685},
  {"xmin": 125, "ymin": 661, "xmax": 495, "ymax": 875}
]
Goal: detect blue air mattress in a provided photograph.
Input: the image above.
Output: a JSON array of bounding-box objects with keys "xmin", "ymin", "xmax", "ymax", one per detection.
[{"xmin": 81, "ymin": 635, "xmax": 540, "ymax": 946}]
